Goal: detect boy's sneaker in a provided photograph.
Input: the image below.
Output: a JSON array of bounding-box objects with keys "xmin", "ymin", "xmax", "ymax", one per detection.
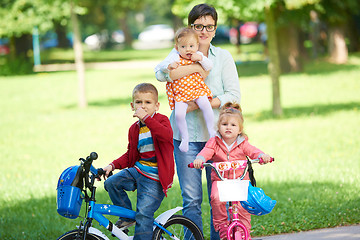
[
  {"xmin": 111, "ymin": 219, "xmax": 135, "ymax": 236},
  {"xmin": 115, "ymin": 219, "xmax": 136, "ymax": 230}
]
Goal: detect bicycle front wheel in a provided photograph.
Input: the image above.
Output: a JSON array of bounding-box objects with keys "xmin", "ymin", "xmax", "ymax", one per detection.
[
  {"xmin": 57, "ymin": 229, "xmax": 105, "ymax": 240},
  {"xmin": 152, "ymin": 215, "xmax": 204, "ymax": 240},
  {"xmin": 230, "ymin": 225, "xmax": 249, "ymax": 240}
]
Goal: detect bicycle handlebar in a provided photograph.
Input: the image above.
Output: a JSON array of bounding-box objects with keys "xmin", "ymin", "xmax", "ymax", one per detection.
[
  {"xmin": 80, "ymin": 152, "xmax": 114, "ymax": 182},
  {"xmin": 188, "ymin": 157, "xmax": 274, "ymax": 181},
  {"xmin": 97, "ymin": 168, "xmax": 113, "ymax": 178}
]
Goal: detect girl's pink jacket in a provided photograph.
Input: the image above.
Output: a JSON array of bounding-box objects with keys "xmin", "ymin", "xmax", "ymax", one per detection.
[{"xmin": 196, "ymin": 134, "xmax": 264, "ymax": 181}]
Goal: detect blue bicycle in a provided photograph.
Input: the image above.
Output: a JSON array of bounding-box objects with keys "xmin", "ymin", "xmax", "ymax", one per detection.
[{"xmin": 56, "ymin": 152, "xmax": 204, "ymax": 240}]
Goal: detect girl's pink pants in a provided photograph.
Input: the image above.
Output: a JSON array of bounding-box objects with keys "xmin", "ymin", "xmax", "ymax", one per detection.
[{"xmin": 210, "ymin": 181, "xmax": 252, "ymax": 233}]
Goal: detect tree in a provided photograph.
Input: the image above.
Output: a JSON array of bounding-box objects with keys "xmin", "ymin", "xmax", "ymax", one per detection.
[
  {"xmin": 313, "ymin": 0, "xmax": 360, "ymax": 64},
  {"xmin": 0, "ymin": 0, "xmax": 88, "ymax": 107},
  {"xmin": 0, "ymin": 0, "xmax": 71, "ymax": 59},
  {"xmin": 173, "ymin": 0, "xmax": 285, "ymax": 116},
  {"xmin": 71, "ymin": 0, "xmax": 87, "ymax": 108},
  {"xmin": 106, "ymin": 0, "xmax": 145, "ymax": 48},
  {"xmin": 265, "ymin": 3, "xmax": 283, "ymax": 116},
  {"xmin": 172, "ymin": 0, "xmax": 360, "ymax": 116}
]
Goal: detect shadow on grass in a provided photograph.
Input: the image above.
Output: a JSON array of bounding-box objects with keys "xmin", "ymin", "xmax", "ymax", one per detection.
[
  {"xmin": 249, "ymin": 181, "xmax": 360, "ymax": 236},
  {"xmin": 236, "ymin": 55, "xmax": 360, "ymax": 78},
  {"xmin": 64, "ymin": 95, "xmax": 168, "ymax": 109},
  {"xmin": 1, "ymin": 181, "xmax": 358, "ymax": 239},
  {"xmin": 90, "ymin": 96, "xmax": 133, "ymax": 107},
  {"xmin": 236, "ymin": 61, "xmax": 268, "ymax": 77},
  {"xmin": 246, "ymin": 101, "xmax": 360, "ymax": 121}
]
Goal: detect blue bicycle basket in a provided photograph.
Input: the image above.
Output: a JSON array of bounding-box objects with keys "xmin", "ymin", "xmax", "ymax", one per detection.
[
  {"xmin": 240, "ymin": 184, "xmax": 276, "ymax": 216},
  {"xmin": 57, "ymin": 165, "xmax": 84, "ymax": 219}
]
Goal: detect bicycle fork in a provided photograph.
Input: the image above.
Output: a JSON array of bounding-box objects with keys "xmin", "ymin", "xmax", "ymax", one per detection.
[{"xmin": 227, "ymin": 202, "xmax": 249, "ymax": 240}]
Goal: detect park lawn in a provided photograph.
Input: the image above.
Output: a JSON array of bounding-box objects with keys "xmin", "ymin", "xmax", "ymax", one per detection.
[
  {"xmin": 0, "ymin": 53, "xmax": 359, "ymax": 239},
  {"xmin": 35, "ymin": 42, "xmax": 264, "ymax": 64}
]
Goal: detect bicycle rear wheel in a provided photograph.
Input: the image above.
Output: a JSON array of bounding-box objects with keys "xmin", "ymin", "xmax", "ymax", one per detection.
[
  {"xmin": 152, "ymin": 215, "xmax": 204, "ymax": 240},
  {"xmin": 57, "ymin": 229, "xmax": 105, "ymax": 240}
]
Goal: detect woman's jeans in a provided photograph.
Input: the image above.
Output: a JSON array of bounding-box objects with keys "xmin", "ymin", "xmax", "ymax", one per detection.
[
  {"xmin": 104, "ymin": 167, "xmax": 165, "ymax": 240},
  {"xmin": 174, "ymin": 140, "xmax": 220, "ymax": 240}
]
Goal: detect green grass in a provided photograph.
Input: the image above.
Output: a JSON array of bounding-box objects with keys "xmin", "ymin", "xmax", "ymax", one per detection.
[
  {"xmin": 37, "ymin": 42, "xmax": 264, "ymax": 64},
  {"xmin": 0, "ymin": 50, "xmax": 359, "ymax": 239},
  {"xmin": 39, "ymin": 47, "xmax": 175, "ymax": 64}
]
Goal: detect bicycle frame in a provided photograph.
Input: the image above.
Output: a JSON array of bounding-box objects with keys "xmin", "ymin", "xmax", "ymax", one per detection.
[
  {"xmin": 210, "ymin": 161, "xmax": 251, "ymax": 240},
  {"xmin": 85, "ymin": 201, "xmax": 182, "ymax": 240},
  {"xmin": 188, "ymin": 158, "xmax": 269, "ymax": 240},
  {"xmin": 227, "ymin": 202, "xmax": 249, "ymax": 240},
  {"xmin": 66, "ymin": 154, "xmax": 184, "ymax": 240}
]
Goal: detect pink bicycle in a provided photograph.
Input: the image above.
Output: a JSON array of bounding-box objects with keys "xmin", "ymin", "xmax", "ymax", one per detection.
[{"xmin": 189, "ymin": 157, "xmax": 276, "ymax": 240}]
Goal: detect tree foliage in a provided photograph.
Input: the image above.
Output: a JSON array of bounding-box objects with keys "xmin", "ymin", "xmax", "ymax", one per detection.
[
  {"xmin": 312, "ymin": 0, "xmax": 360, "ymax": 25},
  {"xmin": 0, "ymin": 0, "xmax": 72, "ymax": 37}
]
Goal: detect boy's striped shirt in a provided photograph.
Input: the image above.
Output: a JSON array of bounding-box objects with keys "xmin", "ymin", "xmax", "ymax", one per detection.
[{"xmin": 135, "ymin": 122, "xmax": 159, "ymax": 181}]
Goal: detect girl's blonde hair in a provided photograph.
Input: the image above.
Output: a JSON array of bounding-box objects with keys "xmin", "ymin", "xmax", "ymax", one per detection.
[
  {"xmin": 174, "ymin": 27, "xmax": 199, "ymax": 45},
  {"xmin": 217, "ymin": 102, "xmax": 247, "ymax": 137}
]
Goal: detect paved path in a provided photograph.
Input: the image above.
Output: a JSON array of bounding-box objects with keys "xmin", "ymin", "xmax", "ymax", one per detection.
[
  {"xmin": 253, "ymin": 225, "xmax": 360, "ymax": 240},
  {"xmin": 33, "ymin": 60, "xmax": 160, "ymax": 72}
]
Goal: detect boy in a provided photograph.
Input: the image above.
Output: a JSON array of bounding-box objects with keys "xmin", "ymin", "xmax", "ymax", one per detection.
[{"xmin": 101, "ymin": 83, "xmax": 174, "ymax": 239}]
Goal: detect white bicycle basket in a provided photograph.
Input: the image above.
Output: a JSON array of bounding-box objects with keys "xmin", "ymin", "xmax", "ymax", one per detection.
[{"xmin": 217, "ymin": 179, "xmax": 249, "ymax": 202}]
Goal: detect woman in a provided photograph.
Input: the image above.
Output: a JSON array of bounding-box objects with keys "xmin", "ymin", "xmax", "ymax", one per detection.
[{"xmin": 155, "ymin": 4, "xmax": 241, "ymax": 239}]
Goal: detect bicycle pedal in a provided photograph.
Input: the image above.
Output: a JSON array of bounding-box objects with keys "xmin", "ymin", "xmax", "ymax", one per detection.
[{"xmin": 111, "ymin": 229, "xmax": 129, "ymax": 237}]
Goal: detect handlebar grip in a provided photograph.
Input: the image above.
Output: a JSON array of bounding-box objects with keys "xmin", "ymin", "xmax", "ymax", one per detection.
[
  {"xmin": 97, "ymin": 168, "xmax": 113, "ymax": 177},
  {"xmin": 90, "ymin": 152, "xmax": 98, "ymax": 160},
  {"xmin": 259, "ymin": 157, "xmax": 275, "ymax": 164},
  {"xmin": 188, "ymin": 162, "xmax": 205, "ymax": 169}
]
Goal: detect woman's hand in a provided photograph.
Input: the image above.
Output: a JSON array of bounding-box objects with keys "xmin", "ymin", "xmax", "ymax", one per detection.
[
  {"xmin": 186, "ymin": 97, "xmax": 221, "ymax": 113},
  {"xmin": 186, "ymin": 101, "xmax": 199, "ymax": 113},
  {"xmin": 197, "ymin": 66, "xmax": 210, "ymax": 79},
  {"xmin": 169, "ymin": 63, "xmax": 207, "ymax": 80}
]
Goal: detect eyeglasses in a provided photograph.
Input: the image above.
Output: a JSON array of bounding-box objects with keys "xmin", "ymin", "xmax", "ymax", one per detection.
[{"xmin": 191, "ymin": 24, "xmax": 216, "ymax": 32}]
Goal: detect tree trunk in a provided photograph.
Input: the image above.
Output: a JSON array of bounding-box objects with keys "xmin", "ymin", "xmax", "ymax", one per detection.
[
  {"xmin": 119, "ymin": 13, "xmax": 133, "ymax": 48},
  {"xmin": 172, "ymin": 15, "xmax": 183, "ymax": 30},
  {"xmin": 328, "ymin": 25, "xmax": 348, "ymax": 64},
  {"xmin": 346, "ymin": 15, "xmax": 360, "ymax": 52},
  {"xmin": 71, "ymin": 1, "xmax": 87, "ymax": 108},
  {"xmin": 55, "ymin": 22, "xmax": 71, "ymax": 48},
  {"xmin": 9, "ymin": 34, "xmax": 32, "ymax": 60},
  {"xmin": 265, "ymin": 5, "xmax": 283, "ymax": 116},
  {"xmin": 277, "ymin": 24, "xmax": 303, "ymax": 73},
  {"xmin": 170, "ymin": 0, "xmax": 182, "ymax": 30},
  {"xmin": 298, "ymin": 29, "xmax": 309, "ymax": 61}
]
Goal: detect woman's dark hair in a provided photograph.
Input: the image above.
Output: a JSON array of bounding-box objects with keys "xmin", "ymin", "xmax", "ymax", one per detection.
[{"xmin": 188, "ymin": 4, "xmax": 218, "ymax": 26}]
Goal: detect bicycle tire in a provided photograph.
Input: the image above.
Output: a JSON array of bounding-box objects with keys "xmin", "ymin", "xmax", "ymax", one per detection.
[
  {"xmin": 57, "ymin": 229, "xmax": 105, "ymax": 240},
  {"xmin": 233, "ymin": 227, "xmax": 243, "ymax": 240},
  {"xmin": 230, "ymin": 225, "xmax": 248, "ymax": 240},
  {"xmin": 152, "ymin": 215, "xmax": 204, "ymax": 240}
]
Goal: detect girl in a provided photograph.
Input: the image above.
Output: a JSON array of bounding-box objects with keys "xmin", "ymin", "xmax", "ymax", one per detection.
[
  {"xmin": 192, "ymin": 102, "xmax": 272, "ymax": 240},
  {"xmin": 157, "ymin": 27, "xmax": 215, "ymax": 152}
]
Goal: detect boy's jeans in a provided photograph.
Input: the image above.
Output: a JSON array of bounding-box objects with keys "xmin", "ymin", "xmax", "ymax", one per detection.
[
  {"xmin": 104, "ymin": 167, "xmax": 165, "ymax": 240},
  {"xmin": 174, "ymin": 140, "xmax": 220, "ymax": 240}
]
